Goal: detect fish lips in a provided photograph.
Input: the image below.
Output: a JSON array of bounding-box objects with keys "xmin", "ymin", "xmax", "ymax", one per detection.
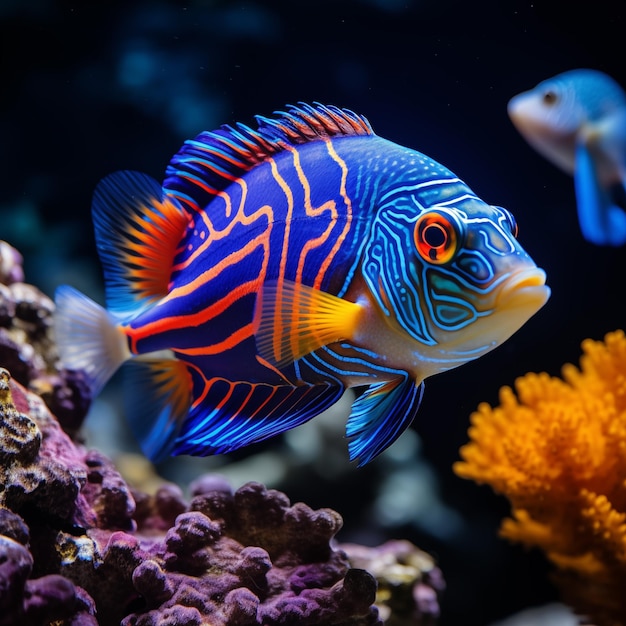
[
  {"xmin": 450, "ymin": 266, "xmax": 550, "ymax": 359},
  {"xmin": 496, "ymin": 267, "xmax": 551, "ymax": 315}
]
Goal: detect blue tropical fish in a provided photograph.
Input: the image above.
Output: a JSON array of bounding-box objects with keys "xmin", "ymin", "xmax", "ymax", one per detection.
[
  {"xmin": 508, "ymin": 69, "xmax": 626, "ymax": 246},
  {"xmin": 54, "ymin": 103, "xmax": 550, "ymax": 466}
]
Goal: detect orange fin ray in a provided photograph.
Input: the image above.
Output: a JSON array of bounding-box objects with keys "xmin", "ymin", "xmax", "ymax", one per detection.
[
  {"xmin": 92, "ymin": 170, "xmax": 190, "ymax": 316},
  {"xmin": 254, "ymin": 279, "xmax": 363, "ymax": 369}
]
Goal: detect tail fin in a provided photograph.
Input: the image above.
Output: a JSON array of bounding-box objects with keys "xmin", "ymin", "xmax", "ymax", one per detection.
[{"xmin": 54, "ymin": 285, "xmax": 130, "ymax": 396}]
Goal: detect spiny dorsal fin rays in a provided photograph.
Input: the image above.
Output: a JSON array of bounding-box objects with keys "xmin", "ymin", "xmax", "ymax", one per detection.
[
  {"xmin": 163, "ymin": 103, "xmax": 375, "ymax": 214},
  {"xmin": 255, "ymin": 102, "xmax": 374, "ymax": 143}
]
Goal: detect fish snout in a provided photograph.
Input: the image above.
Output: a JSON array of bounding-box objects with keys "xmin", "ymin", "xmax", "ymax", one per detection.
[
  {"xmin": 497, "ymin": 267, "xmax": 550, "ymax": 313},
  {"xmin": 507, "ymin": 94, "xmax": 524, "ymax": 122},
  {"xmin": 507, "ymin": 93, "xmax": 537, "ymax": 130}
]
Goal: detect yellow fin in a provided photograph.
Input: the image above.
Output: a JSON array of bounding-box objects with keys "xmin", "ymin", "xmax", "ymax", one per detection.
[{"xmin": 254, "ymin": 279, "xmax": 363, "ymax": 369}]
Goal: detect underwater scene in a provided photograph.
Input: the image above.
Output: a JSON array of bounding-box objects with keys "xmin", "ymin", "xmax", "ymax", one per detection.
[{"xmin": 1, "ymin": 1, "xmax": 625, "ymax": 625}]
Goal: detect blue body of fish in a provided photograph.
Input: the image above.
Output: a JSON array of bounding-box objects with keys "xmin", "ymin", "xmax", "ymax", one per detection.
[{"xmin": 54, "ymin": 103, "xmax": 550, "ymax": 465}]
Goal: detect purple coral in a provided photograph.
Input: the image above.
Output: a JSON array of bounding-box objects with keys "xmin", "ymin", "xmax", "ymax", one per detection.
[
  {"xmin": 0, "ymin": 241, "xmax": 25, "ymax": 285},
  {"xmin": 120, "ymin": 485, "xmax": 380, "ymax": 626},
  {"xmin": 0, "ymin": 534, "xmax": 33, "ymax": 619},
  {"xmin": 0, "ymin": 370, "xmax": 382, "ymax": 625},
  {"xmin": 0, "ymin": 510, "xmax": 97, "ymax": 626}
]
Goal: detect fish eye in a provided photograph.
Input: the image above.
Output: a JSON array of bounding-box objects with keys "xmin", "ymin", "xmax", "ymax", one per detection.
[
  {"xmin": 414, "ymin": 210, "xmax": 462, "ymax": 265},
  {"xmin": 542, "ymin": 90, "xmax": 558, "ymax": 105}
]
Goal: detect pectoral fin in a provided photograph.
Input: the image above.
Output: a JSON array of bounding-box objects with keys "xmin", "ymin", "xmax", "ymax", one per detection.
[
  {"xmin": 254, "ymin": 279, "xmax": 364, "ymax": 369},
  {"xmin": 346, "ymin": 377, "xmax": 425, "ymax": 466},
  {"xmin": 574, "ymin": 143, "xmax": 626, "ymax": 246}
]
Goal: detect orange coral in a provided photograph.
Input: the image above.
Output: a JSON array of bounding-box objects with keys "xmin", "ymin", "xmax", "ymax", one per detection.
[{"xmin": 454, "ymin": 329, "xmax": 626, "ymax": 626}]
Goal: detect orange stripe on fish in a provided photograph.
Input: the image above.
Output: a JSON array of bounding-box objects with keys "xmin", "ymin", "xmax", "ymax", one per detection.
[
  {"xmin": 314, "ymin": 138, "xmax": 352, "ymax": 290},
  {"xmin": 175, "ymin": 323, "xmax": 254, "ymax": 356}
]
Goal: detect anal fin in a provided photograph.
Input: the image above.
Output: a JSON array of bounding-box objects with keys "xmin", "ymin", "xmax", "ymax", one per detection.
[
  {"xmin": 172, "ymin": 377, "xmax": 345, "ymax": 457},
  {"xmin": 123, "ymin": 358, "xmax": 192, "ymax": 462}
]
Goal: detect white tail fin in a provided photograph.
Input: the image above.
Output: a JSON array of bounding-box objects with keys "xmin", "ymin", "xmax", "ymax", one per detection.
[{"xmin": 54, "ymin": 285, "xmax": 130, "ymax": 396}]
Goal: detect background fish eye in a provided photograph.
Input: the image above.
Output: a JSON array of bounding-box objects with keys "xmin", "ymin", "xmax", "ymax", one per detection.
[{"xmin": 542, "ymin": 89, "xmax": 558, "ymax": 105}]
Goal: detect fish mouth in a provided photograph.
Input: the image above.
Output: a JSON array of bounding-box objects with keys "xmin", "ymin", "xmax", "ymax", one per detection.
[
  {"xmin": 440, "ymin": 267, "xmax": 549, "ymax": 360},
  {"xmin": 496, "ymin": 267, "xmax": 550, "ymax": 312},
  {"xmin": 507, "ymin": 95, "xmax": 544, "ymax": 132},
  {"xmin": 507, "ymin": 96, "xmax": 552, "ymax": 142},
  {"xmin": 507, "ymin": 96, "xmax": 525, "ymax": 124}
]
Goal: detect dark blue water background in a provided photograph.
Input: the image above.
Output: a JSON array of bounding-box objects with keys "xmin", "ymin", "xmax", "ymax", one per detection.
[{"xmin": 1, "ymin": 1, "xmax": 624, "ymax": 624}]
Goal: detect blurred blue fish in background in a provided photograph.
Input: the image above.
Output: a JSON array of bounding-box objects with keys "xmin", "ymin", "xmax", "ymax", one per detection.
[{"xmin": 508, "ymin": 69, "xmax": 626, "ymax": 246}]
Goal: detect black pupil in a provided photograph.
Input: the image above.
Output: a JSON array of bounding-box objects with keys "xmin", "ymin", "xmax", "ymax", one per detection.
[
  {"xmin": 424, "ymin": 223, "xmax": 447, "ymax": 248},
  {"xmin": 543, "ymin": 90, "xmax": 557, "ymax": 104}
]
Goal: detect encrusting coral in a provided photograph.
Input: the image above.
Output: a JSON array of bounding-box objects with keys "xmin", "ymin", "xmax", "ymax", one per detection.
[
  {"xmin": 0, "ymin": 240, "xmax": 444, "ymax": 625},
  {"xmin": 340, "ymin": 540, "xmax": 444, "ymax": 626},
  {"xmin": 0, "ymin": 240, "xmax": 90, "ymax": 437},
  {"xmin": 454, "ymin": 329, "xmax": 626, "ymax": 626}
]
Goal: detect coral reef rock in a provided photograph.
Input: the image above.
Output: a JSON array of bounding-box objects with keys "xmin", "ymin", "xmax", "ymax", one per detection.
[
  {"xmin": 0, "ymin": 366, "xmax": 384, "ymax": 625},
  {"xmin": 340, "ymin": 539, "xmax": 445, "ymax": 626},
  {"xmin": 0, "ymin": 240, "xmax": 91, "ymax": 436}
]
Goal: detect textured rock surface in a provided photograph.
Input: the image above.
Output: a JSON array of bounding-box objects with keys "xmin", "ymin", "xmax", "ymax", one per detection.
[
  {"xmin": 0, "ymin": 241, "xmax": 91, "ymax": 435},
  {"xmin": 340, "ymin": 540, "xmax": 445, "ymax": 626},
  {"xmin": 0, "ymin": 366, "xmax": 383, "ymax": 625}
]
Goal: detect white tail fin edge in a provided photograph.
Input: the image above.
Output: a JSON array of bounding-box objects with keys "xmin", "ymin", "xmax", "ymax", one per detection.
[{"xmin": 54, "ymin": 285, "xmax": 131, "ymax": 396}]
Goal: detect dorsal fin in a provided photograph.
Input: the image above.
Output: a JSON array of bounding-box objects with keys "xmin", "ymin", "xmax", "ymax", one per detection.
[
  {"xmin": 163, "ymin": 102, "xmax": 374, "ymax": 212},
  {"xmin": 92, "ymin": 171, "xmax": 191, "ymax": 316}
]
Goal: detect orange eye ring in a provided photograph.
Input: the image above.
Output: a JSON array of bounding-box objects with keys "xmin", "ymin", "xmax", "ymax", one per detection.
[{"xmin": 414, "ymin": 210, "xmax": 462, "ymax": 264}]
